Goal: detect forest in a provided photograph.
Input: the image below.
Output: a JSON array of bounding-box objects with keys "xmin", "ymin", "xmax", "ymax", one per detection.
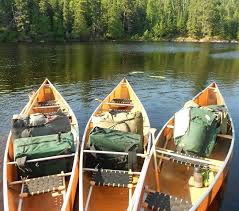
[{"xmin": 0, "ymin": 0, "xmax": 239, "ymax": 42}]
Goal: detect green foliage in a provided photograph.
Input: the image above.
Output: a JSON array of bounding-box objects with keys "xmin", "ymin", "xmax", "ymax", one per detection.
[
  {"xmin": 0, "ymin": 0, "xmax": 239, "ymax": 41},
  {"xmin": 14, "ymin": 0, "xmax": 30, "ymax": 36},
  {"xmin": 104, "ymin": 0, "xmax": 123, "ymax": 39},
  {"xmin": 72, "ymin": 0, "xmax": 90, "ymax": 39}
]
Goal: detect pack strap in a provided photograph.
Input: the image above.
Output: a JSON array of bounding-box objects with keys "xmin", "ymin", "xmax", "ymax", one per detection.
[
  {"xmin": 127, "ymin": 144, "xmax": 138, "ymax": 171},
  {"xmin": 16, "ymin": 156, "xmax": 32, "ymax": 175}
]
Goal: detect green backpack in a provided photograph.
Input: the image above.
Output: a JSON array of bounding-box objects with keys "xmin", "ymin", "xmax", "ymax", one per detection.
[
  {"xmin": 174, "ymin": 105, "xmax": 227, "ymax": 157},
  {"xmin": 14, "ymin": 132, "xmax": 75, "ymax": 177},
  {"xmin": 87, "ymin": 127, "xmax": 142, "ymax": 170}
]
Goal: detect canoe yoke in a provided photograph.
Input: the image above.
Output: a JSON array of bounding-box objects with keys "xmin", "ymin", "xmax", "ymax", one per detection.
[
  {"xmin": 91, "ymin": 169, "xmax": 133, "ymax": 188},
  {"xmin": 144, "ymin": 190, "xmax": 192, "ymax": 211}
]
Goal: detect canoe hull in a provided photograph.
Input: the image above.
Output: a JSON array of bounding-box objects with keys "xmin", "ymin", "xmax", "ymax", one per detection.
[
  {"xmin": 79, "ymin": 78, "xmax": 151, "ymax": 211},
  {"xmin": 3, "ymin": 79, "xmax": 79, "ymax": 211},
  {"xmin": 127, "ymin": 82, "xmax": 234, "ymax": 211}
]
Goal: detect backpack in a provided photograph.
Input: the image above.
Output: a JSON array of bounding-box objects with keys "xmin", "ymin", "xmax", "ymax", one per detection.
[
  {"xmin": 86, "ymin": 127, "xmax": 142, "ymax": 170},
  {"xmin": 174, "ymin": 105, "xmax": 227, "ymax": 157}
]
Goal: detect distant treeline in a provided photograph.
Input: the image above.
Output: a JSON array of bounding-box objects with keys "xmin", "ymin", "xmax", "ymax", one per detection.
[{"xmin": 0, "ymin": 0, "xmax": 239, "ymax": 42}]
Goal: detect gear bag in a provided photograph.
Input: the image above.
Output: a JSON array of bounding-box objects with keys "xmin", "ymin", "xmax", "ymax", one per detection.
[
  {"xmin": 12, "ymin": 109, "xmax": 71, "ymax": 138},
  {"xmin": 88, "ymin": 127, "xmax": 142, "ymax": 170},
  {"xmin": 174, "ymin": 105, "xmax": 228, "ymax": 157},
  {"xmin": 13, "ymin": 132, "xmax": 75, "ymax": 177}
]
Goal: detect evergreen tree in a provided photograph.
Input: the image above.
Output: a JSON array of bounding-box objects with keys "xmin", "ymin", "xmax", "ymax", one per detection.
[
  {"xmin": 104, "ymin": 0, "xmax": 123, "ymax": 39},
  {"xmin": 1, "ymin": 0, "xmax": 239, "ymax": 41},
  {"xmin": 72, "ymin": 0, "xmax": 89, "ymax": 39},
  {"xmin": 14, "ymin": 0, "xmax": 30, "ymax": 36},
  {"xmin": 63, "ymin": 0, "xmax": 73, "ymax": 39}
]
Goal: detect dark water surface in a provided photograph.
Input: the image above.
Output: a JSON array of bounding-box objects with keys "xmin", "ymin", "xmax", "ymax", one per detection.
[{"xmin": 0, "ymin": 42, "xmax": 239, "ymax": 210}]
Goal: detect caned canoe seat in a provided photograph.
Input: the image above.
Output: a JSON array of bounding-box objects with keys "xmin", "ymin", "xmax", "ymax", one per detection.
[
  {"xmin": 111, "ymin": 98, "xmax": 132, "ymax": 104},
  {"xmin": 19, "ymin": 173, "xmax": 66, "ymax": 197},
  {"xmin": 38, "ymin": 100, "xmax": 57, "ymax": 106},
  {"xmin": 156, "ymin": 148, "xmax": 222, "ymax": 170},
  {"xmin": 91, "ymin": 169, "xmax": 133, "ymax": 188},
  {"xmin": 102, "ymin": 98, "xmax": 134, "ymax": 107},
  {"xmin": 166, "ymin": 152, "xmax": 210, "ymax": 169},
  {"xmin": 33, "ymin": 100, "xmax": 60, "ymax": 110},
  {"xmin": 85, "ymin": 168, "xmax": 134, "ymax": 210},
  {"xmin": 144, "ymin": 191, "xmax": 192, "ymax": 211}
]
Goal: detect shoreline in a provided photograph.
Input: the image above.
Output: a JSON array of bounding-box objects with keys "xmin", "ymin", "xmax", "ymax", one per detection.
[{"xmin": 1, "ymin": 37, "xmax": 238, "ymax": 44}]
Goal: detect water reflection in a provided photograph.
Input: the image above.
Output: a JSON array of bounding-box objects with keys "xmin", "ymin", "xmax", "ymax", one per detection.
[
  {"xmin": 0, "ymin": 42, "xmax": 239, "ymax": 210},
  {"xmin": 0, "ymin": 42, "xmax": 239, "ymax": 93},
  {"xmin": 210, "ymin": 51, "xmax": 239, "ymax": 59}
]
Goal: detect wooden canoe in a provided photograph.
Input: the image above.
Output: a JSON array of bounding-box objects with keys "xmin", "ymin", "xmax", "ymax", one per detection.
[
  {"xmin": 3, "ymin": 79, "xmax": 79, "ymax": 211},
  {"xmin": 79, "ymin": 78, "xmax": 151, "ymax": 211},
  {"xmin": 128, "ymin": 82, "xmax": 234, "ymax": 211}
]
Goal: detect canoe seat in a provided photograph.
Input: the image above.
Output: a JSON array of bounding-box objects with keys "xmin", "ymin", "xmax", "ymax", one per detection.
[
  {"xmin": 103, "ymin": 98, "xmax": 134, "ymax": 108},
  {"xmin": 156, "ymin": 149, "xmax": 212, "ymax": 169},
  {"xmin": 33, "ymin": 100, "xmax": 60, "ymax": 110},
  {"xmin": 91, "ymin": 169, "xmax": 133, "ymax": 187},
  {"xmin": 144, "ymin": 191, "xmax": 192, "ymax": 211},
  {"xmin": 85, "ymin": 169, "xmax": 134, "ymax": 209},
  {"xmin": 112, "ymin": 98, "xmax": 132, "ymax": 104},
  {"xmin": 168, "ymin": 152, "xmax": 210, "ymax": 169},
  {"xmin": 19, "ymin": 173, "xmax": 66, "ymax": 197},
  {"xmin": 38, "ymin": 100, "xmax": 57, "ymax": 106}
]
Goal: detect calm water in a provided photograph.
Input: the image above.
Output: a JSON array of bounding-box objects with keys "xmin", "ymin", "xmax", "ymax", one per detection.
[{"xmin": 0, "ymin": 42, "xmax": 239, "ymax": 210}]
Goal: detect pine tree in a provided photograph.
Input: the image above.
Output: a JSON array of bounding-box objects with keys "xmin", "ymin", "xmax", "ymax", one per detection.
[
  {"xmin": 14, "ymin": 0, "xmax": 30, "ymax": 35},
  {"xmin": 63, "ymin": 0, "xmax": 73, "ymax": 39},
  {"xmin": 103, "ymin": 0, "xmax": 123, "ymax": 39},
  {"xmin": 72, "ymin": 0, "xmax": 89, "ymax": 39}
]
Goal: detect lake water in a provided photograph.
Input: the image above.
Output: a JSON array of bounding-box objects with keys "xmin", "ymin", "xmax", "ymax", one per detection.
[{"xmin": 0, "ymin": 42, "xmax": 239, "ymax": 210}]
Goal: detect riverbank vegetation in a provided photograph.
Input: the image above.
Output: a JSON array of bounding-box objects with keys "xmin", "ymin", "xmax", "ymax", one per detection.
[{"xmin": 0, "ymin": 0, "xmax": 239, "ymax": 42}]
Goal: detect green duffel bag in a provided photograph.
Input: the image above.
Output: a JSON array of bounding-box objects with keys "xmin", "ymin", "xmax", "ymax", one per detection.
[
  {"xmin": 174, "ymin": 105, "xmax": 226, "ymax": 157},
  {"xmin": 88, "ymin": 127, "xmax": 142, "ymax": 170},
  {"xmin": 14, "ymin": 132, "xmax": 75, "ymax": 177}
]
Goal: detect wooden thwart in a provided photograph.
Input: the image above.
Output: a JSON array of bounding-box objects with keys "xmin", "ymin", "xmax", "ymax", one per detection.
[
  {"xmin": 166, "ymin": 125, "xmax": 174, "ymax": 129},
  {"xmin": 83, "ymin": 149, "xmax": 146, "ymax": 158},
  {"xmin": 7, "ymin": 153, "xmax": 75, "ymax": 165},
  {"xmin": 9, "ymin": 172, "xmax": 71, "ymax": 186},
  {"xmin": 33, "ymin": 105, "xmax": 60, "ymax": 109},
  {"xmin": 217, "ymin": 134, "xmax": 233, "ymax": 139}
]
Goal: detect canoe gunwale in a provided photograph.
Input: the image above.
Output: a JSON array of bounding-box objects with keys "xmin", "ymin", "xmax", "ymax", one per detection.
[
  {"xmin": 127, "ymin": 82, "xmax": 235, "ymax": 211},
  {"xmin": 3, "ymin": 78, "xmax": 80, "ymax": 211}
]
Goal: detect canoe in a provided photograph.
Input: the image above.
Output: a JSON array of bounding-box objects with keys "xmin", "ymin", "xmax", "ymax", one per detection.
[
  {"xmin": 3, "ymin": 79, "xmax": 79, "ymax": 211},
  {"xmin": 79, "ymin": 78, "xmax": 151, "ymax": 211},
  {"xmin": 128, "ymin": 82, "xmax": 234, "ymax": 211}
]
